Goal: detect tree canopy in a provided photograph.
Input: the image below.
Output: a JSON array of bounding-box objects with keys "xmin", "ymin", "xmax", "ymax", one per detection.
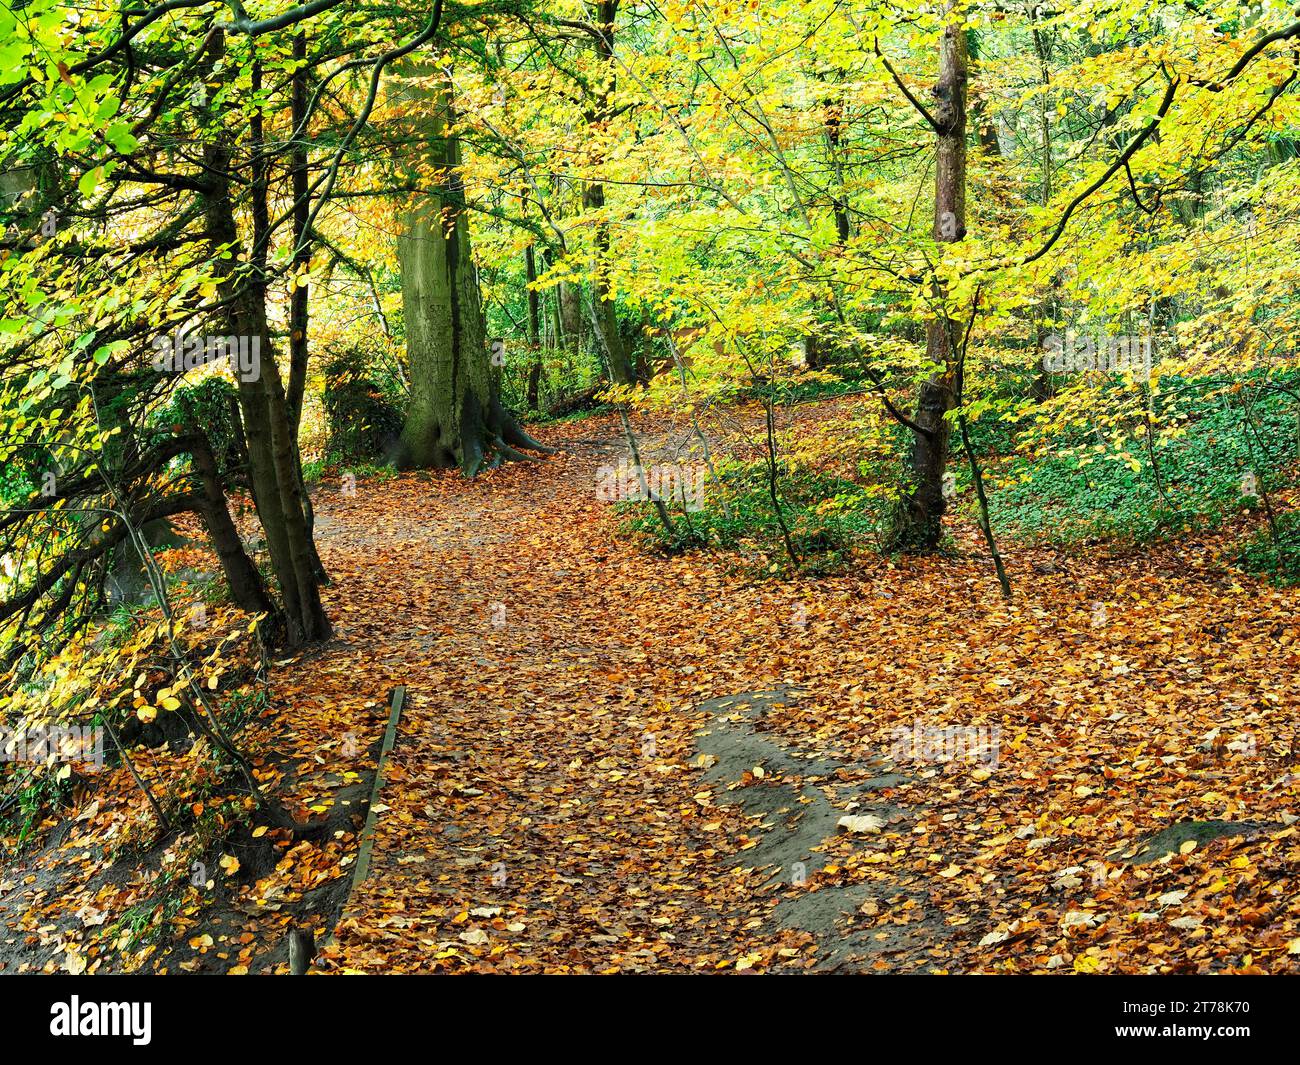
[{"xmin": 2, "ymin": 0, "xmax": 1300, "ymax": 985}]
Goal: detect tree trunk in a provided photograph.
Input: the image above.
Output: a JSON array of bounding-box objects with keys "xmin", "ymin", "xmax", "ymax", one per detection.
[
  {"xmin": 582, "ymin": 1, "xmax": 635, "ymax": 386},
  {"xmin": 284, "ymin": 34, "xmax": 327, "ymax": 582},
  {"xmin": 823, "ymin": 93, "xmax": 852, "ymax": 243},
  {"xmin": 967, "ymin": 29, "xmax": 1002, "ymax": 157},
  {"xmin": 286, "ymin": 33, "xmax": 311, "ymax": 436},
  {"xmin": 190, "ymin": 435, "xmax": 282, "ymax": 637},
  {"xmin": 199, "ymin": 30, "xmax": 328, "ymax": 646},
  {"xmin": 804, "ymin": 334, "xmax": 822, "ymax": 370},
  {"xmin": 394, "ymin": 78, "xmax": 548, "ymax": 474},
  {"xmin": 584, "ymin": 188, "xmax": 634, "ymax": 385},
  {"xmin": 558, "ymin": 279, "xmax": 583, "ymax": 350},
  {"xmin": 1029, "ymin": 12, "xmax": 1053, "ymax": 203},
  {"xmin": 890, "ymin": 5, "xmax": 967, "ymax": 552},
  {"xmin": 525, "ymin": 244, "xmax": 543, "ymax": 410}
]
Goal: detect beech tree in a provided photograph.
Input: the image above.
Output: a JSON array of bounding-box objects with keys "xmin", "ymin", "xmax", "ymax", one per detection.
[{"xmin": 392, "ymin": 69, "xmax": 548, "ymax": 473}]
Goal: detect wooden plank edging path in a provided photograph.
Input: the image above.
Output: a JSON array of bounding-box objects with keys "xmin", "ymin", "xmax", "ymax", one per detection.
[
  {"xmin": 295, "ymin": 684, "xmax": 406, "ymax": 974},
  {"xmin": 351, "ymin": 684, "xmax": 406, "ymax": 888}
]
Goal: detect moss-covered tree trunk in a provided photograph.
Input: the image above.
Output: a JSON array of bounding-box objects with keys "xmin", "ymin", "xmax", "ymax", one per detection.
[{"xmin": 394, "ymin": 79, "xmax": 547, "ymax": 474}]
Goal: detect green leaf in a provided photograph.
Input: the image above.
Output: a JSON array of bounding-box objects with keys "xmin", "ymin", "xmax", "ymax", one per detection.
[
  {"xmin": 105, "ymin": 121, "xmax": 138, "ymax": 155},
  {"xmin": 77, "ymin": 166, "xmax": 103, "ymax": 198}
]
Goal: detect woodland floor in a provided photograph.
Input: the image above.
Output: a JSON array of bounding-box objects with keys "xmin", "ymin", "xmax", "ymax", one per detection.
[
  {"xmin": 317, "ymin": 408, "xmax": 1300, "ymax": 974},
  {"xmin": 4, "ymin": 401, "xmax": 1300, "ymax": 974}
]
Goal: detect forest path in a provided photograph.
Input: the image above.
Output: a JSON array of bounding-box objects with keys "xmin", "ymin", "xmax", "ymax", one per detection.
[
  {"xmin": 280, "ymin": 407, "xmax": 1300, "ymax": 975},
  {"xmin": 305, "ymin": 416, "xmax": 888, "ymax": 973}
]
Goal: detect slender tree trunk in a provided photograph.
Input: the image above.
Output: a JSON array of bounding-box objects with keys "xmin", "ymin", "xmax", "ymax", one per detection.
[
  {"xmin": 199, "ymin": 29, "xmax": 329, "ymax": 646},
  {"xmin": 558, "ymin": 279, "xmax": 583, "ymax": 350},
  {"xmin": 190, "ymin": 435, "xmax": 282, "ymax": 634},
  {"xmin": 285, "ymin": 33, "xmax": 327, "ymax": 581},
  {"xmin": 525, "ymin": 243, "xmax": 543, "ymax": 410},
  {"xmin": 1030, "ymin": 13, "xmax": 1053, "ymax": 203},
  {"xmin": 824, "ymin": 92, "xmax": 852, "ymax": 243},
  {"xmin": 583, "ymin": 1, "xmax": 635, "ymax": 385},
  {"xmin": 287, "ymin": 34, "xmax": 311, "ymax": 434},
  {"xmin": 890, "ymin": 5, "xmax": 967, "ymax": 552},
  {"xmin": 967, "ymin": 29, "xmax": 1002, "ymax": 157}
]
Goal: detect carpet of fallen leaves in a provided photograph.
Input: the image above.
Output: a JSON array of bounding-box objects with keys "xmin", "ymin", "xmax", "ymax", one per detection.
[
  {"xmin": 318, "ymin": 406, "xmax": 1300, "ymax": 974},
  {"xmin": 318, "ymin": 422, "xmax": 805, "ymax": 973},
  {"xmin": 0, "ymin": 579, "xmax": 389, "ymax": 974},
  {"xmin": 5, "ymin": 397, "xmax": 1300, "ymax": 974}
]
